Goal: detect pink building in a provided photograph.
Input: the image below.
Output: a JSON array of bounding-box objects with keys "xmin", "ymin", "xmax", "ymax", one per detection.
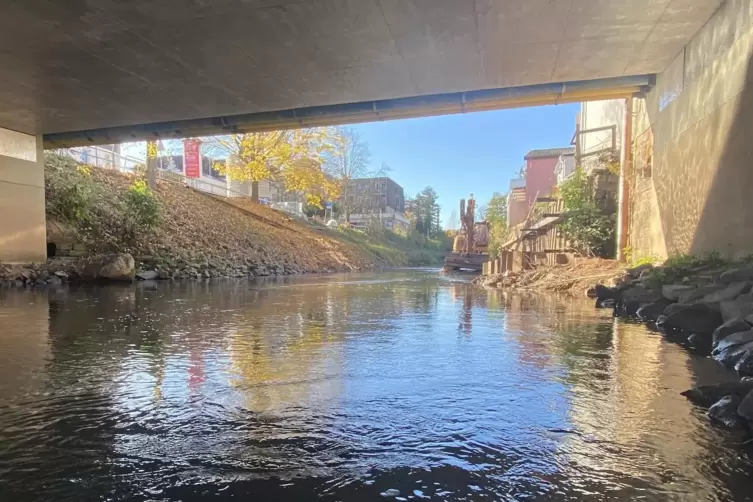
[
  {"xmin": 523, "ymin": 148, "xmax": 573, "ymax": 207},
  {"xmin": 507, "ymin": 147, "xmax": 574, "ymax": 227}
]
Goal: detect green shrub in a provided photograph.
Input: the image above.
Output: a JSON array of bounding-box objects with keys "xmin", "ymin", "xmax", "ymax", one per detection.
[
  {"xmin": 642, "ymin": 252, "xmax": 731, "ymax": 289},
  {"xmin": 557, "ymin": 168, "xmax": 616, "ymax": 257},
  {"xmin": 124, "ymin": 179, "xmax": 162, "ymax": 230},
  {"xmin": 663, "ymin": 252, "xmax": 727, "ymax": 269},
  {"xmin": 44, "ymin": 155, "xmax": 93, "ymax": 222},
  {"xmin": 633, "ymin": 255, "xmax": 657, "ymax": 267}
]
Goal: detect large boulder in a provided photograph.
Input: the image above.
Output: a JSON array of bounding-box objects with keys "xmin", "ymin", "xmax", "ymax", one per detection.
[
  {"xmin": 626, "ymin": 263, "xmax": 654, "ymax": 278},
  {"xmin": 615, "ymin": 286, "xmax": 661, "ymax": 317},
  {"xmin": 687, "ymin": 333, "xmax": 712, "ymax": 352},
  {"xmin": 662, "ymin": 284, "xmax": 695, "ymax": 301},
  {"xmin": 712, "ymin": 317, "xmax": 751, "ymax": 348},
  {"xmin": 76, "ymin": 253, "xmax": 135, "ymax": 282},
  {"xmin": 661, "ymin": 302, "xmax": 723, "ymax": 336},
  {"xmin": 593, "ymin": 284, "xmax": 618, "ymax": 307},
  {"xmin": 707, "ymin": 395, "xmax": 745, "ymax": 428},
  {"xmin": 677, "ymin": 285, "xmax": 715, "ymax": 304},
  {"xmin": 721, "ymin": 266, "xmax": 753, "ymax": 284},
  {"xmin": 737, "ymin": 389, "xmax": 753, "ymax": 422},
  {"xmin": 663, "ymin": 302, "xmax": 692, "ymax": 317},
  {"xmin": 721, "ymin": 293, "xmax": 753, "ymax": 323},
  {"xmin": 700, "ymin": 282, "xmax": 751, "ymax": 303},
  {"xmin": 621, "ymin": 285, "xmax": 661, "ymax": 303},
  {"xmin": 135, "ymin": 270, "xmax": 158, "ymax": 281},
  {"xmin": 637, "ymin": 298, "xmax": 673, "ymax": 322},
  {"xmin": 713, "ymin": 330, "xmax": 753, "ymax": 355},
  {"xmin": 735, "ymin": 349, "xmax": 753, "ymax": 375},
  {"xmin": 681, "ymin": 380, "xmax": 753, "ymax": 407},
  {"xmin": 677, "ymin": 282, "xmax": 750, "ymax": 304},
  {"xmin": 713, "ymin": 337, "xmax": 753, "ymax": 368}
]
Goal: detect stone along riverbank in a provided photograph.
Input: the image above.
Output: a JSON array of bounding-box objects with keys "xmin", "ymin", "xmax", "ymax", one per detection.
[
  {"xmin": 0, "ymin": 251, "xmax": 305, "ymax": 289},
  {"xmin": 593, "ymin": 260, "xmax": 753, "ymax": 430}
]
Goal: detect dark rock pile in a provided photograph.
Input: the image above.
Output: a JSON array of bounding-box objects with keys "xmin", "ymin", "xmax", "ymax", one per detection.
[{"xmin": 591, "ymin": 262, "xmax": 753, "ymax": 429}]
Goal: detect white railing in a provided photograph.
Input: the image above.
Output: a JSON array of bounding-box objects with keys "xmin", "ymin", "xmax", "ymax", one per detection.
[
  {"xmin": 156, "ymin": 168, "xmax": 248, "ymax": 198},
  {"xmin": 55, "ymin": 145, "xmax": 253, "ymax": 200},
  {"xmin": 53, "ymin": 146, "xmax": 143, "ymax": 173}
]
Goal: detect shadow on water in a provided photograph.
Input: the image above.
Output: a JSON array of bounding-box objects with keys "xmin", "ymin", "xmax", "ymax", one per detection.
[{"xmin": 1, "ymin": 271, "xmax": 753, "ymax": 501}]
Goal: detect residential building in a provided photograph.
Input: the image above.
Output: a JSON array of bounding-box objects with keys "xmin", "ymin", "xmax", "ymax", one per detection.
[
  {"xmin": 523, "ymin": 147, "xmax": 574, "ymax": 208},
  {"xmin": 506, "ymin": 147, "xmax": 574, "ymax": 228},
  {"xmin": 345, "ymin": 177, "xmax": 408, "ymax": 230}
]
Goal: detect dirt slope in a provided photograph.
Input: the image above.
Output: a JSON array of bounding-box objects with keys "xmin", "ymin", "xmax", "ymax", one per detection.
[{"xmin": 55, "ymin": 162, "xmax": 379, "ymax": 273}]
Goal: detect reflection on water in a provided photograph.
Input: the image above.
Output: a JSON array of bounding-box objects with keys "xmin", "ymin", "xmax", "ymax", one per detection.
[{"xmin": 1, "ymin": 270, "xmax": 752, "ymax": 501}]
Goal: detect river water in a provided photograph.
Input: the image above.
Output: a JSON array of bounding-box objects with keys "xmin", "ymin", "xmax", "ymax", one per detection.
[{"xmin": 1, "ymin": 270, "xmax": 752, "ymax": 501}]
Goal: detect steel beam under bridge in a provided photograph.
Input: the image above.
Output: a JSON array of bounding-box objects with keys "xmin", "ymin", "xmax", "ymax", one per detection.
[{"xmin": 43, "ymin": 75, "xmax": 652, "ymax": 149}]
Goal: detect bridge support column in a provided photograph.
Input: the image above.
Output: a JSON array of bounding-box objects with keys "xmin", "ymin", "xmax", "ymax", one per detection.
[{"xmin": 0, "ymin": 128, "xmax": 46, "ymax": 263}]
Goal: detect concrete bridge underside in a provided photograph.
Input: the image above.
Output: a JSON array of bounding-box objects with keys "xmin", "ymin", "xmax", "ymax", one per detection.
[
  {"xmin": 0, "ymin": 0, "xmax": 741, "ymax": 262},
  {"xmin": 1, "ymin": 0, "xmax": 722, "ymax": 139}
]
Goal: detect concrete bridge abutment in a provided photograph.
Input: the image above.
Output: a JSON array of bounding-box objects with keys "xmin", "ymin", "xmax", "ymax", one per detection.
[{"xmin": 0, "ymin": 128, "xmax": 46, "ymax": 263}]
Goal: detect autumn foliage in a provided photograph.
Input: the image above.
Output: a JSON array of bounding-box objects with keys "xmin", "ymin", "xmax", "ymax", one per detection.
[{"xmin": 210, "ymin": 129, "xmax": 340, "ymax": 207}]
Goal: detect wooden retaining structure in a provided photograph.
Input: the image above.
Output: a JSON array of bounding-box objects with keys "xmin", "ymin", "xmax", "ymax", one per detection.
[{"xmin": 483, "ymin": 198, "xmax": 574, "ymax": 275}]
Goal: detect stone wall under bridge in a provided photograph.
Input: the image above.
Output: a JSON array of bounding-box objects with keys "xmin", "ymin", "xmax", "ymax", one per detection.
[{"xmin": 627, "ymin": 0, "xmax": 753, "ymax": 260}]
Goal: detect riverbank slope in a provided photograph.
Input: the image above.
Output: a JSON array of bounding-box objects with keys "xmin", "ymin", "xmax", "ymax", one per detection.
[{"xmin": 2, "ymin": 155, "xmax": 444, "ymax": 284}]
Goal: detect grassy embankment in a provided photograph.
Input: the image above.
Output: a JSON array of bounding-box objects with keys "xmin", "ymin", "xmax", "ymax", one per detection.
[
  {"xmin": 44, "ymin": 154, "xmax": 444, "ymax": 273},
  {"xmin": 333, "ymin": 226, "xmax": 448, "ymax": 267}
]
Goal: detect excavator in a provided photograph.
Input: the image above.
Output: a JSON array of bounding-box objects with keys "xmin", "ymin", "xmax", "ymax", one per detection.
[{"xmin": 443, "ymin": 194, "xmax": 489, "ymax": 272}]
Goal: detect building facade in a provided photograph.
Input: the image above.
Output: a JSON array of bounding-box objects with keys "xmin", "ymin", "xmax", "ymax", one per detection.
[
  {"xmin": 523, "ymin": 147, "xmax": 574, "ymax": 208},
  {"xmin": 345, "ymin": 177, "xmax": 405, "ymax": 214},
  {"xmin": 345, "ymin": 177, "xmax": 408, "ymax": 230}
]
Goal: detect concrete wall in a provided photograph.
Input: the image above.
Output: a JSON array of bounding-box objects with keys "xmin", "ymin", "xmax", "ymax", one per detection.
[
  {"xmin": 629, "ymin": 0, "xmax": 753, "ymax": 259},
  {"xmin": 0, "ymin": 128, "xmax": 46, "ymax": 263}
]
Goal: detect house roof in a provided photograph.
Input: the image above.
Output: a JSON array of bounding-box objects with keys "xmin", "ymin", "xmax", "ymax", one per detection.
[{"xmin": 524, "ymin": 147, "xmax": 575, "ymax": 160}]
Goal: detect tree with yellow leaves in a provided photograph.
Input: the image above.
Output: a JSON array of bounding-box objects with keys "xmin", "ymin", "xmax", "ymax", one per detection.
[{"xmin": 208, "ymin": 128, "xmax": 339, "ymax": 207}]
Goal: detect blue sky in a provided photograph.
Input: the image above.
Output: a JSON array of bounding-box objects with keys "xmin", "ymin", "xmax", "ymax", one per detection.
[{"xmin": 352, "ymin": 103, "xmax": 579, "ymax": 228}]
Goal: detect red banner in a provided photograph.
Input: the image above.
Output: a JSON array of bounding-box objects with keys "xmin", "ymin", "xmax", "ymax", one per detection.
[{"xmin": 183, "ymin": 139, "xmax": 201, "ymax": 179}]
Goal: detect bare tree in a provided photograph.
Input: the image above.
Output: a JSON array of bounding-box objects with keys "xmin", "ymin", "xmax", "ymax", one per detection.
[{"xmin": 323, "ymin": 127, "xmax": 372, "ymax": 221}]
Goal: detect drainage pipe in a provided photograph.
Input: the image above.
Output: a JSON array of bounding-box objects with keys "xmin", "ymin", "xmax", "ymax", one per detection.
[{"xmin": 617, "ymin": 96, "xmax": 634, "ymax": 261}]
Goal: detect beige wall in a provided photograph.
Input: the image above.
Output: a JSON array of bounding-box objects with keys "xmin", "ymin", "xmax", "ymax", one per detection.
[
  {"xmin": 0, "ymin": 129, "xmax": 46, "ymax": 263},
  {"xmin": 630, "ymin": 0, "xmax": 753, "ymax": 259},
  {"xmin": 579, "ymin": 99, "xmax": 624, "ymax": 163}
]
